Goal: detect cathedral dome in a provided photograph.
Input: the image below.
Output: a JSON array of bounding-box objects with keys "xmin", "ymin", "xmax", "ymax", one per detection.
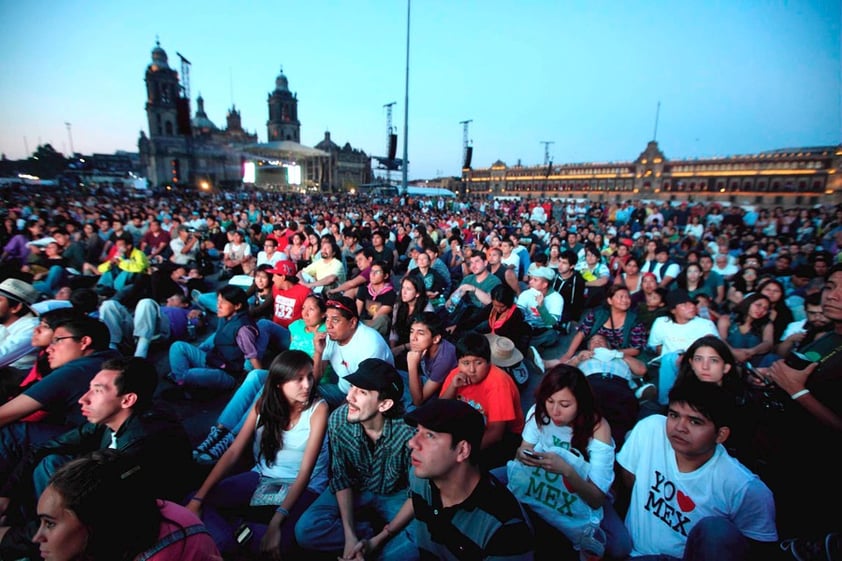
[
  {"xmin": 150, "ymin": 39, "xmax": 169, "ymax": 70},
  {"xmin": 191, "ymin": 94, "xmax": 219, "ymax": 132},
  {"xmin": 275, "ymin": 68, "xmax": 289, "ymax": 92}
]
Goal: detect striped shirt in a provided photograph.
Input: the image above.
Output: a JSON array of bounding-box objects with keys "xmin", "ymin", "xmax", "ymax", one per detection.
[
  {"xmin": 411, "ymin": 469, "xmax": 534, "ymax": 561},
  {"xmin": 327, "ymin": 404, "xmax": 415, "ymax": 494}
]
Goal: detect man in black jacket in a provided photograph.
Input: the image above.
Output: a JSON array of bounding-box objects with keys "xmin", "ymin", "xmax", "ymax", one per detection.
[{"xmin": 0, "ymin": 356, "xmax": 192, "ymax": 558}]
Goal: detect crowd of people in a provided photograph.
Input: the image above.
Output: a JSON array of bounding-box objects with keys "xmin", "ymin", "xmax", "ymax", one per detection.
[{"xmin": 0, "ymin": 183, "xmax": 840, "ymax": 561}]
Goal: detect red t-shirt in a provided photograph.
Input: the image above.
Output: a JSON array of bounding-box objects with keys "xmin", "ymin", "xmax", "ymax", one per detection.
[
  {"xmin": 440, "ymin": 364, "xmax": 524, "ymax": 435},
  {"xmin": 271, "ymin": 283, "xmax": 311, "ymax": 328}
]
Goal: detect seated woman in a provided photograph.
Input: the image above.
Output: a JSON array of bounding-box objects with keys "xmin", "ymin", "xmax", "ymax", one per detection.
[
  {"xmin": 559, "ymin": 284, "xmax": 647, "ymax": 364},
  {"xmin": 717, "ymin": 292, "xmax": 774, "ymax": 366},
  {"xmin": 614, "ymin": 255, "xmax": 643, "ymax": 297},
  {"xmin": 726, "ymin": 265, "xmax": 761, "ymax": 312},
  {"xmin": 504, "ymin": 365, "xmax": 630, "ymax": 560},
  {"xmin": 674, "ymin": 262, "xmax": 709, "ymax": 301},
  {"xmin": 31, "ymin": 449, "xmax": 220, "ymax": 560},
  {"xmin": 476, "ymin": 283, "xmax": 531, "ymax": 358},
  {"xmin": 354, "ymin": 260, "xmax": 396, "ymax": 340},
  {"xmin": 244, "ymin": 264, "xmax": 273, "ymax": 321},
  {"xmin": 187, "ymin": 350, "xmax": 329, "ymax": 558},
  {"xmin": 168, "ymin": 285, "xmax": 261, "ymax": 397}
]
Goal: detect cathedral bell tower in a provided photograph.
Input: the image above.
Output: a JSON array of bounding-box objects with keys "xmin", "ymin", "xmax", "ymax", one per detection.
[
  {"xmin": 266, "ymin": 67, "xmax": 300, "ymax": 142},
  {"xmin": 144, "ymin": 39, "xmax": 181, "ymax": 138}
]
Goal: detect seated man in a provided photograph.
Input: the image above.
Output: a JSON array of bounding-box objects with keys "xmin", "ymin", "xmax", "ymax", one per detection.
[
  {"xmin": 94, "ymin": 232, "xmax": 149, "ymax": 302},
  {"xmin": 98, "ymin": 292, "xmax": 204, "ymax": 358},
  {"xmin": 295, "ymin": 359, "xmax": 417, "ymax": 561},
  {"xmin": 561, "ymin": 334, "xmax": 647, "ymax": 447},
  {"xmin": 313, "ymin": 295, "xmax": 394, "ymax": 409},
  {"xmin": 0, "ymin": 357, "xmax": 192, "ymax": 559},
  {"xmin": 404, "ymin": 311, "xmax": 457, "ymax": 409},
  {"xmin": 443, "ymin": 251, "xmax": 501, "ymax": 336},
  {"xmin": 515, "ymin": 265, "xmax": 563, "ymax": 356},
  {"xmin": 616, "ymin": 375, "xmax": 778, "ymax": 559},
  {"xmin": 298, "ymin": 237, "xmax": 345, "ymax": 294},
  {"xmin": 439, "ymin": 331, "xmax": 524, "ymax": 470},
  {"xmin": 0, "ymin": 316, "xmax": 119, "ymax": 476},
  {"xmin": 329, "ymin": 247, "xmax": 374, "ymax": 300},
  {"xmin": 0, "ymin": 279, "xmax": 41, "ymax": 385},
  {"xmin": 350, "ymin": 398, "xmax": 535, "ymax": 561}
]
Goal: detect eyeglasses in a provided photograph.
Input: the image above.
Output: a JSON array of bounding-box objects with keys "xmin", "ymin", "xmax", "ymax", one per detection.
[{"xmin": 49, "ymin": 336, "xmax": 78, "ymax": 347}]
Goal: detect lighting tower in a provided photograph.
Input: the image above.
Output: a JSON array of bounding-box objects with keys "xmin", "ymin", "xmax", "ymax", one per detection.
[
  {"xmin": 384, "ymin": 101, "xmax": 396, "ymax": 184},
  {"xmin": 540, "ymin": 140, "xmax": 554, "ymax": 167},
  {"xmin": 176, "ymin": 51, "xmax": 191, "ymax": 99}
]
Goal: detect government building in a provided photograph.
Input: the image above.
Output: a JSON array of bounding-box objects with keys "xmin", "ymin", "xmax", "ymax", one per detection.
[
  {"xmin": 462, "ymin": 140, "xmax": 842, "ymax": 208},
  {"xmin": 138, "ymin": 40, "xmax": 371, "ymax": 192}
]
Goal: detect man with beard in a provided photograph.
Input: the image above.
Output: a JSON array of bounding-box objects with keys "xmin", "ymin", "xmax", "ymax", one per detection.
[
  {"xmin": 295, "ymin": 359, "xmax": 417, "ymax": 561},
  {"xmin": 298, "ymin": 237, "xmax": 346, "ymax": 294}
]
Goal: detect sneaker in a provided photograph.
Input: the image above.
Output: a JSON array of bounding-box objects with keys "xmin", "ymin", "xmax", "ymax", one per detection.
[
  {"xmin": 193, "ymin": 426, "xmax": 228, "ymax": 460},
  {"xmin": 635, "ymin": 383, "xmax": 657, "ymax": 401},
  {"xmin": 195, "ymin": 430, "xmax": 235, "ymax": 465},
  {"xmin": 528, "ymin": 346, "xmax": 545, "ymax": 373}
]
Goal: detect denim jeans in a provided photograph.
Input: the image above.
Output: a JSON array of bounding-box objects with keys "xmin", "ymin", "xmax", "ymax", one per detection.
[
  {"xmin": 316, "ymin": 384, "xmax": 347, "ymax": 410},
  {"xmin": 168, "ymin": 341, "xmax": 236, "ymax": 391},
  {"xmin": 217, "ymin": 369, "xmax": 268, "ymax": 434},
  {"xmin": 32, "ymin": 265, "xmax": 68, "ymax": 297},
  {"xmin": 255, "ymin": 319, "xmax": 291, "ymax": 360},
  {"xmin": 193, "ymin": 470, "xmax": 260, "ymax": 554},
  {"xmin": 629, "ymin": 516, "xmax": 749, "ymax": 560},
  {"xmin": 295, "ymin": 488, "xmax": 417, "ymax": 561},
  {"xmin": 657, "ymin": 351, "xmax": 683, "ymax": 406}
]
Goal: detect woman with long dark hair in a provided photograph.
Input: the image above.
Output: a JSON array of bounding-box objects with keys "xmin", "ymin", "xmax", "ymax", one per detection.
[
  {"xmin": 187, "ymin": 350, "xmax": 328, "ymax": 558},
  {"xmin": 717, "ymin": 292, "xmax": 774, "ymax": 365},
  {"xmin": 507, "ymin": 364, "xmax": 629, "ymax": 559}
]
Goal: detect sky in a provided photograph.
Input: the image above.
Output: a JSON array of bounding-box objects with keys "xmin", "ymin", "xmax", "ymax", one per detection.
[{"xmin": 1, "ymin": 0, "xmax": 840, "ymax": 180}]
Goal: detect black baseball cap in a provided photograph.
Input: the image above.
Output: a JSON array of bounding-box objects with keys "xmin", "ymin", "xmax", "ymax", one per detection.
[
  {"xmin": 666, "ymin": 288, "xmax": 694, "ymax": 309},
  {"xmin": 405, "ymin": 398, "xmax": 485, "ymax": 452},
  {"xmin": 345, "ymin": 358, "xmax": 403, "ymax": 401}
]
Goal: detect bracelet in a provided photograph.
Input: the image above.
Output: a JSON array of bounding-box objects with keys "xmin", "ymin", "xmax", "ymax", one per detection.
[
  {"xmin": 190, "ymin": 496, "xmax": 203, "ymax": 503},
  {"xmin": 275, "ymin": 506, "xmax": 290, "ymax": 516},
  {"xmin": 790, "ymin": 389, "xmax": 810, "ymax": 400}
]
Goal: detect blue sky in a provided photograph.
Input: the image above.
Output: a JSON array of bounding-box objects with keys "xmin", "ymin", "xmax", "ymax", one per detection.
[{"xmin": 1, "ymin": 0, "xmax": 839, "ymax": 180}]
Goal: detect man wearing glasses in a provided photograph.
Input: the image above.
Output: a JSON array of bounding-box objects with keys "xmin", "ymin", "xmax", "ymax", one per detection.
[{"xmin": 0, "ymin": 316, "xmax": 119, "ymax": 477}]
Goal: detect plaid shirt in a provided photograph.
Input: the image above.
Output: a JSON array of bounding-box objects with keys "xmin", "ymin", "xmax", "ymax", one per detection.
[{"xmin": 327, "ymin": 404, "xmax": 415, "ymax": 494}]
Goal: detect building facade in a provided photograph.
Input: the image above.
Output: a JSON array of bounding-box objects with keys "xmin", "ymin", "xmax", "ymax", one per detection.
[
  {"xmin": 462, "ymin": 141, "xmax": 842, "ymax": 208},
  {"xmin": 138, "ymin": 40, "xmax": 257, "ymax": 189}
]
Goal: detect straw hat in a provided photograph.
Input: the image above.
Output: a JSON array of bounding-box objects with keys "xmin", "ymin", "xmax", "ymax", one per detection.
[
  {"xmin": 0, "ymin": 278, "xmax": 40, "ymax": 314},
  {"xmin": 485, "ymin": 333, "xmax": 524, "ymax": 367}
]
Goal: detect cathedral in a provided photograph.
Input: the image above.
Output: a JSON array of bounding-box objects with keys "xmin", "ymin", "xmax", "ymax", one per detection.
[{"xmin": 138, "ymin": 40, "xmax": 371, "ymax": 192}]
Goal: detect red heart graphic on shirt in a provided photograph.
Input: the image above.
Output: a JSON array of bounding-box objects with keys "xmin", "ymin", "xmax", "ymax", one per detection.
[
  {"xmin": 562, "ymin": 476, "xmax": 574, "ymax": 492},
  {"xmin": 676, "ymin": 491, "xmax": 695, "ymax": 512}
]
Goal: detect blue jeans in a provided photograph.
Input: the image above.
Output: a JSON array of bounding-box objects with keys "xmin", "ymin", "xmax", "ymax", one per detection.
[
  {"xmin": 657, "ymin": 351, "xmax": 683, "ymax": 406},
  {"xmin": 33, "ymin": 453, "xmax": 74, "ymax": 498},
  {"xmin": 218, "ymin": 369, "xmax": 268, "ymax": 434},
  {"xmin": 32, "ymin": 265, "xmax": 68, "ymax": 297},
  {"xmin": 255, "ymin": 320, "xmax": 291, "ymax": 361},
  {"xmin": 628, "ymin": 516, "xmax": 749, "ymax": 560},
  {"xmin": 168, "ymin": 341, "xmax": 237, "ymax": 391},
  {"xmin": 193, "ymin": 470, "xmax": 260, "ymax": 554},
  {"xmin": 295, "ymin": 488, "xmax": 417, "ymax": 561}
]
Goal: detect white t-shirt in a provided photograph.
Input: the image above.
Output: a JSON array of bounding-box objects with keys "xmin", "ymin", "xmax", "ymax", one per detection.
[
  {"xmin": 322, "ymin": 323, "xmax": 394, "ymax": 394},
  {"xmin": 617, "ymin": 415, "xmax": 777, "ymax": 558},
  {"xmin": 648, "ymin": 316, "xmax": 718, "ymax": 356},
  {"xmin": 516, "ymin": 288, "xmax": 563, "ymax": 328},
  {"xmin": 521, "ymin": 405, "xmax": 614, "ymax": 494}
]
